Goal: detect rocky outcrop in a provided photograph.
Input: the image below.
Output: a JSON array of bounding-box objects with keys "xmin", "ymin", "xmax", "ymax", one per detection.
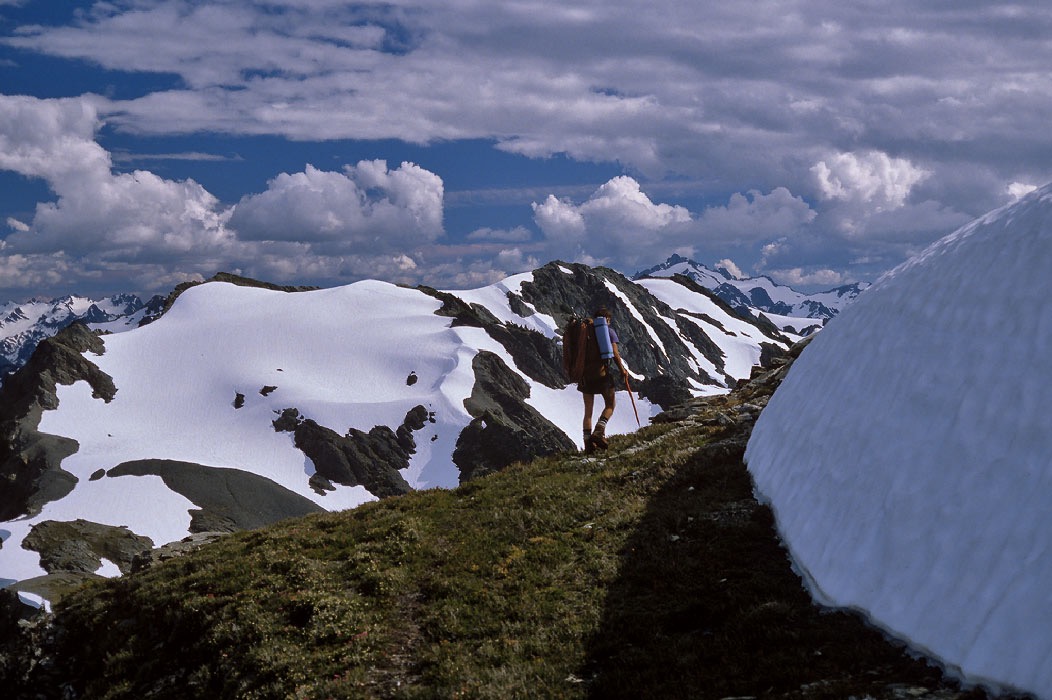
[
  {"xmin": 107, "ymin": 459, "xmax": 325, "ymax": 532},
  {"xmin": 453, "ymin": 351, "xmax": 576, "ymax": 481},
  {"xmin": 519, "ymin": 262, "xmax": 735, "ymax": 398},
  {"xmin": 417, "ymin": 286, "xmax": 566, "ymax": 390},
  {"xmin": 21, "ymin": 519, "xmax": 154, "ymax": 576},
  {"xmin": 272, "ymin": 407, "xmax": 421, "ymax": 498},
  {"xmin": 0, "ymin": 323, "xmax": 116, "ymax": 520}
]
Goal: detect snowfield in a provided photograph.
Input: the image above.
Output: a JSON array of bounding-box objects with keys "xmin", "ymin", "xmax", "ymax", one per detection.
[
  {"xmin": 2, "ymin": 272, "xmax": 658, "ymax": 591},
  {"xmin": 1, "ymin": 263, "xmax": 807, "ymax": 604},
  {"xmin": 745, "ymin": 185, "xmax": 1052, "ymax": 698}
]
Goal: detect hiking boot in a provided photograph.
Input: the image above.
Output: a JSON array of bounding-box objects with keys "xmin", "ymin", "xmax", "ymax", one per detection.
[
  {"xmin": 590, "ymin": 431, "xmax": 608, "ymax": 451},
  {"xmin": 583, "ymin": 434, "xmax": 595, "ymax": 454}
]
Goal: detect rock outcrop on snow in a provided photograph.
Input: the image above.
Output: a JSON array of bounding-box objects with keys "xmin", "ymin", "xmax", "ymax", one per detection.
[
  {"xmin": 0, "ymin": 323, "xmax": 114, "ymax": 521},
  {"xmin": 0, "ymin": 294, "xmax": 158, "ymax": 383},
  {"xmin": 453, "ymin": 351, "xmax": 576, "ymax": 481},
  {"xmin": 0, "ymin": 262, "xmax": 798, "ymax": 604}
]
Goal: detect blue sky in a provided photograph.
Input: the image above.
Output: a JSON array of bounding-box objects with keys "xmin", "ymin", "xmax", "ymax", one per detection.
[{"xmin": 2, "ymin": 0, "xmax": 1051, "ymax": 299}]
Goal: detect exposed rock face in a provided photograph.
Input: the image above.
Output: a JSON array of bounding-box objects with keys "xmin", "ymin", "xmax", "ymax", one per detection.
[
  {"xmin": 519, "ymin": 262, "xmax": 736, "ymax": 393},
  {"xmin": 0, "ymin": 323, "xmax": 116, "ymax": 520},
  {"xmin": 0, "ymin": 293, "xmax": 156, "ymax": 383},
  {"xmin": 272, "ymin": 407, "xmax": 419, "ymax": 498},
  {"xmin": 453, "ymin": 351, "xmax": 576, "ymax": 481},
  {"xmin": 107, "ymin": 459, "xmax": 325, "ymax": 532},
  {"xmin": 21, "ymin": 519, "xmax": 154, "ymax": 575},
  {"xmin": 417, "ymin": 285, "xmax": 566, "ymax": 390}
]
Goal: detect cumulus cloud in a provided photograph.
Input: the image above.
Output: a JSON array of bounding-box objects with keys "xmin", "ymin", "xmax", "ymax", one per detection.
[
  {"xmin": 1007, "ymin": 182, "xmax": 1038, "ymax": 201},
  {"xmin": 697, "ymin": 188, "xmax": 817, "ymax": 244},
  {"xmin": 0, "ymin": 95, "xmax": 459, "ymax": 297},
  {"xmin": 229, "ymin": 161, "xmax": 444, "ymax": 253},
  {"xmin": 532, "ymin": 176, "xmax": 690, "ymax": 262},
  {"xmin": 766, "ymin": 267, "xmax": 851, "ymax": 288},
  {"xmin": 8, "ymin": 2, "xmax": 1052, "ymax": 293},
  {"xmin": 811, "ymin": 151, "xmax": 930, "ymax": 210},
  {"xmin": 716, "ymin": 258, "xmax": 744, "ymax": 279},
  {"xmin": 531, "ymin": 176, "xmax": 823, "ymax": 273},
  {"xmin": 0, "ymin": 94, "xmax": 236, "ymax": 266}
]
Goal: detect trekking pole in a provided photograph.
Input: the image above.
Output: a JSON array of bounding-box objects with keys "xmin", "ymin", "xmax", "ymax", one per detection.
[{"xmin": 619, "ymin": 361, "xmax": 642, "ymax": 428}]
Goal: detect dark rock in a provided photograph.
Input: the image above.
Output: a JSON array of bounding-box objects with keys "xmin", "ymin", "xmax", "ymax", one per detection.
[
  {"xmin": 260, "ymin": 385, "xmax": 277, "ymax": 396},
  {"xmin": 0, "ymin": 323, "xmax": 118, "ymax": 520},
  {"xmin": 483, "ymin": 322, "xmax": 565, "ymax": 390},
  {"xmin": 519, "ymin": 262, "xmax": 729, "ymax": 392},
  {"xmin": 406, "ymin": 371, "xmax": 418, "ymax": 386},
  {"xmin": 635, "ymin": 374, "xmax": 693, "ymax": 411},
  {"xmin": 419, "ymin": 282, "xmax": 567, "ymax": 390},
  {"xmin": 233, "ymin": 392, "xmax": 245, "ymax": 408},
  {"xmin": 453, "ymin": 351, "xmax": 576, "ymax": 481},
  {"xmin": 272, "ymin": 407, "xmax": 302, "ymax": 432},
  {"xmin": 22, "ymin": 519, "xmax": 154, "ymax": 575},
  {"xmin": 759, "ymin": 342, "xmax": 789, "ymax": 369},
  {"xmin": 131, "ymin": 532, "xmax": 228, "ymax": 572},
  {"xmin": 309, "ymin": 473, "xmax": 336, "ymax": 495},
  {"xmin": 417, "ymin": 286, "xmax": 501, "ymax": 328},
  {"xmin": 273, "ymin": 407, "xmax": 423, "ymax": 499},
  {"xmin": 506, "ymin": 291, "xmax": 535, "ymax": 317},
  {"xmin": 107, "ymin": 459, "xmax": 324, "ymax": 532}
]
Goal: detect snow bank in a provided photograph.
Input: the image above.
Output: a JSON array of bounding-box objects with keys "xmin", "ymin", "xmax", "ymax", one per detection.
[{"xmin": 745, "ymin": 185, "xmax": 1052, "ymax": 698}]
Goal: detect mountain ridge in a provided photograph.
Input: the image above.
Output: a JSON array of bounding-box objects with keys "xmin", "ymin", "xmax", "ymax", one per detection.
[
  {"xmin": 0, "ymin": 335, "xmax": 989, "ymax": 699},
  {"xmin": 635, "ymin": 253, "xmax": 868, "ymax": 332},
  {"xmin": 0, "ymin": 260, "xmax": 797, "ymax": 602}
]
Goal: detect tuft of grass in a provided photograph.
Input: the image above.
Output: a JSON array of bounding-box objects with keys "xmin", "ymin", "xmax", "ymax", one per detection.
[{"xmin": 41, "ymin": 403, "xmax": 988, "ymax": 699}]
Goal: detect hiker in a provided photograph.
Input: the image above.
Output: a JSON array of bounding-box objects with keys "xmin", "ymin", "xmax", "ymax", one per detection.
[{"xmin": 579, "ymin": 306, "xmax": 624, "ymax": 453}]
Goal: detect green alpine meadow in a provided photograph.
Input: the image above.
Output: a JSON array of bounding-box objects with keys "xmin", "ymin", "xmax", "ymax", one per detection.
[{"xmin": 0, "ymin": 359, "xmax": 982, "ymax": 699}]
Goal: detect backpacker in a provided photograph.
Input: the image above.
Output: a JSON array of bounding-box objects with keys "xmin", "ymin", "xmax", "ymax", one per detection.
[{"xmin": 562, "ymin": 316, "xmax": 602, "ymax": 383}]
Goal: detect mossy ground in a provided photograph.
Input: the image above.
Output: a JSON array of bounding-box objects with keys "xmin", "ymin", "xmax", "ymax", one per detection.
[{"xmin": 26, "ymin": 397, "xmax": 996, "ymax": 699}]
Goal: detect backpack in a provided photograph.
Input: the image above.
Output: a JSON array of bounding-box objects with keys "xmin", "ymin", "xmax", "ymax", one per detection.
[{"xmin": 562, "ymin": 316, "xmax": 602, "ymax": 382}]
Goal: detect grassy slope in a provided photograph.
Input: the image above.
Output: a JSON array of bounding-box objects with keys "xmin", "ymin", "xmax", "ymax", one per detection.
[{"xmin": 41, "ymin": 380, "xmax": 989, "ymax": 699}]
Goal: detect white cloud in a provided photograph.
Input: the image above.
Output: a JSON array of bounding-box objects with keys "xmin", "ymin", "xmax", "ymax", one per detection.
[
  {"xmin": 229, "ymin": 161, "xmax": 444, "ymax": 253},
  {"xmin": 531, "ymin": 177, "xmax": 823, "ymax": 273},
  {"xmin": 531, "ymin": 194, "xmax": 587, "ymax": 239},
  {"xmin": 716, "ymin": 258, "xmax": 744, "ymax": 279},
  {"xmin": 1007, "ymin": 181, "xmax": 1038, "ymax": 201},
  {"xmin": 697, "ymin": 188, "xmax": 817, "ymax": 243},
  {"xmin": 8, "ymin": 0, "xmax": 1052, "ymax": 295},
  {"xmin": 532, "ymin": 176, "xmax": 690, "ymax": 260},
  {"xmin": 811, "ymin": 151, "xmax": 930, "ymax": 210},
  {"xmin": 0, "ymin": 94, "xmax": 110, "ymax": 184},
  {"xmin": 766, "ymin": 267, "xmax": 850, "ymax": 288},
  {"xmin": 465, "ymin": 226, "xmax": 533, "ymax": 243},
  {"xmin": 0, "ymin": 96, "xmax": 458, "ymax": 296},
  {"xmin": 0, "ymin": 95, "xmax": 236, "ymax": 264}
]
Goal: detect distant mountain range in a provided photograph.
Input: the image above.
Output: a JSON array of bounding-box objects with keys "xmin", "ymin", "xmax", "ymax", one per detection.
[
  {"xmin": 0, "ymin": 294, "xmax": 164, "ymax": 381},
  {"xmin": 0, "ymin": 262, "xmax": 804, "ymax": 601},
  {"xmin": 0, "ymin": 257, "xmax": 854, "ymax": 387},
  {"xmin": 636, "ymin": 254, "xmax": 868, "ymax": 333}
]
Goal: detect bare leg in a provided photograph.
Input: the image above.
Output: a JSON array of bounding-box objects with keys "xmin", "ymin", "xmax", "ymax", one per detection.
[
  {"xmin": 582, "ymin": 393, "xmax": 595, "ymax": 434},
  {"xmin": 582, "ymin": 393, "xmax": 597, "ymax": 452},
  {"xmin": 591, "ymin": 387, "xmax": 616, "ymax": 450},
  {"xmin": 600, "ymin": 387, "xmax": 616, "ymax": 422}
]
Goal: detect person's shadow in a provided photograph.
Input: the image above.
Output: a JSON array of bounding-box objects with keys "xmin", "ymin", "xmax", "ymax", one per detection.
[{"xmin": 580, "ymin": 434, "xmax": 961, "ymax": 699}]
